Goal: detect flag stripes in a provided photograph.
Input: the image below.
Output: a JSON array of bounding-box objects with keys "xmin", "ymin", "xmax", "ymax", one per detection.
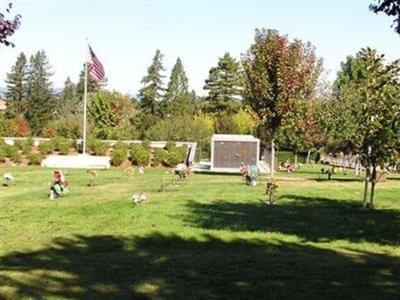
[{"xmin": 88, "ymin": 46, "xmax": 105, "ymax": 82}]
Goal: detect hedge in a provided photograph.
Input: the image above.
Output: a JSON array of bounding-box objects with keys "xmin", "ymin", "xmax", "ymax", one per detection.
[
  {"xmin": 130, "ymin": 144, "xmax": 151, "ymax": 166},
  {"xmin": 28, "ymin": 153, "xmax": 43, "ymax": 165},
  {"xmin": 111, "ymin": 148, "xmax": 128, "ymax": 166}
]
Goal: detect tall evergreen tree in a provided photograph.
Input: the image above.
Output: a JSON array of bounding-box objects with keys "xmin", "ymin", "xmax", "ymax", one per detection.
[
  {"xmin": 5, "ymin": 52, "xmax": 28, "ymax": 118},
  {"xmin": 58, "ymin": 77, "xmax": 81, "ymax": 116},
  {"xmin": 203, "ymin": 52, "xmax": 243, "ymax": 113},
  {"xmin": 25, "ymin": 50, "xmax": 55, "ymax": 135},
  {"xmin": 138, "ymin": 49, "xmax": 165, "ymax": 116},
  {"xmin": 163, "ymin": 57, "xmax": 195, "ymax": 116}
]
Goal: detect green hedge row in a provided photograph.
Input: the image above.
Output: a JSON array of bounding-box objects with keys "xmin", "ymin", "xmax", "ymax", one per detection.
[
  {"xmin": 110, "ymin": 141, "xmax": 188, "ymax": 167},
  {"xmin": 0, "ymin": 138, "xmax": 190, "ymax": 167}
]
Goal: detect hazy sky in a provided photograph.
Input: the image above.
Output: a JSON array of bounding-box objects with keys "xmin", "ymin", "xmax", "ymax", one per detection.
[{"xmin": 0, "ymin": 0, "xmax": 399, "ymax": 96}]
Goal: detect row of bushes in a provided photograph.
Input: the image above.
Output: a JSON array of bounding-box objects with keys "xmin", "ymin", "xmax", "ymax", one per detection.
[
  {"xmin": 0, "ymin": 138, "xmax": 189, "ymax": 167},
  {"xmin": 0, "ymin": 139, "xmax": 43, "ymax": 166},
  {"xmin": 110, "ymin": 141, "xmax": 188, "ymax": 167}
]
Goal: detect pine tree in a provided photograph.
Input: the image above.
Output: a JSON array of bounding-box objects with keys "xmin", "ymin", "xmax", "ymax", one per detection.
[
  {"xmin": 138, "ymin": 49, "xmax": 165, "ymax": 116},
  {"xmin": 203, "ymin": 52, "xmax": 243, "ymax": 113},
  {"xmin": 163, "ymin": 57, "xmax": 195, "ymax": 116},
  {"xmin": 5, "ymin": 52, "xmax": 28, "ymax": 118},
  {"xmin": 58, "ymin": 77, "xmax": 81, "ymax": 116},
  {"xmin": 25, "ymin": 50, "xmax": 55, "ymax": 135}
]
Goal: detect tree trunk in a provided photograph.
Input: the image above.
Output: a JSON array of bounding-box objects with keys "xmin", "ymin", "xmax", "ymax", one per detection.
[
  {"xmin": 355, "ymin": 155, "xmax": 359, "ymax": 176},
  {"xmin": 271, "ymin": 139, "xmax": 275, "ymax": 178},
  {"xmin": 362, "ymin": 167, "xmax": 370, "ymax": 208},
  {"xmin": 306, "ymin": 150, "xmax": 311, "ymax": 164},
  {"xmin": 369, "ymin": 165, "xmax": 377, "ymax": 208},
  {"xmin": 294, "ymin": 152, "xmax": 298, "ymax": 168}
]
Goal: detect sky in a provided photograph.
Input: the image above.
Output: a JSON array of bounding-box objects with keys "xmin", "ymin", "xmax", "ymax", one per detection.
[{"xmin": 0, "ymin": 0, "xmax": 399, "ymax": 96}]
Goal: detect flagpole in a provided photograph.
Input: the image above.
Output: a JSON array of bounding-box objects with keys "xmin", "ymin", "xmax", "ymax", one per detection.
[{"xmin": 82, "ymin": 39, "xmax": 89, "ymax": 155}]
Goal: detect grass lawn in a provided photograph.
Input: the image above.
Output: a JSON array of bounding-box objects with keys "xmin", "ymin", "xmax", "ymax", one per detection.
[{"xmin": 0, "ymin": 165, "xmax": 399, "ymax": 299}]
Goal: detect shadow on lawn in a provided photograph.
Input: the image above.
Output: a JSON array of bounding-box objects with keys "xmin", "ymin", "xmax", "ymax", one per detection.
[
  {"xmin": 1, "ymin": 233, "xmax": 399, "ymax": 299},
  {"xmin": 313, "ymin": 177, "xmax": 364, "ymax": 182},
  {"xmin": 184, "ymin": 195, "xmax": 400, "ymax": 246}
]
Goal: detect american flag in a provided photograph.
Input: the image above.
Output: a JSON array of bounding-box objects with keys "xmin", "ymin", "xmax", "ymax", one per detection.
[{"xmin": 88, "ymin": 46, "xmax": 105, "ymax": 82}]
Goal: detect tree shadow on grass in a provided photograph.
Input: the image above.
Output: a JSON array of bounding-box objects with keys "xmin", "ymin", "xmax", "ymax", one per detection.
[
  {"xmin": 313, "ymin": 177, "xmax": 364, "ymax": 182},
  {"xmin": 184, "ymin": 195, "xmax": 400, "ymax": 246},
  {"xmin": 387, "ymin": 176, "xmax": 400, "ymax": 181},
  {"xmin": 0, "ymin": 233, "xmax": 399, "ymax": 299}
]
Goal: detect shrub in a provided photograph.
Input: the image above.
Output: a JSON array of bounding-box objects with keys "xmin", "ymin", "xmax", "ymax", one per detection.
[
  {"xmin": 93, "ymin": 141, "xmax": 109, "ymax": 156},
  {"xmin": 166, "ymin": 149, "xmax": 184, "ymax": 167},
  {"xmin": 28, "ymin": 153, "xmax": 43, "ymax": 166},
  {"xmin": 14, "ymin": 140, "xmax": 24, "ymax": 150},
  {"xmin": 142, "ymin": 139, "xmax": 151, "ymax": 150},
  {"xmin": 177, "ymin": 145, "xmax": 189, "ymax": 162},
  {"xmin": 130, "ymin": 145, "xmax": 150, "ymax": 166},
  {"xmin": 11, "ymin": 151, "xmax": 22, "ymax": 163},
  {"xmin": 111, "ymin": 148, "xmax": 128, "ymax": 166},
  {"xmin": 0, "ymin": 147, "xmax": 6, "ymax": 163},
  {"xmin": 2, "ymin": 117, "xmax": 31, "ymax": 137},
  {"xmin": 153, "ymin": 148, "xmax": 168, "ymax": 166},
  {"xmin": 113, "ymin": 141, "xmax": 129, "ymax": 152},
  {"xmin": 130, "ymin": 144, "xmax": 142, "ymax": 153},
  {"xmin": 87, "ymin": 139, "xmax": 109, "ymax": 156},
  {"xmin": 165, "ymin": 141, "xmax": 176, "ymax": 151},
  {"xmin": 38, "ymin": 141, "xmax": 54, "ymax": 155},
  {"xmin": 3, "ymin": 144, "xmax": 17, "ymax": 158},
  {"xmin": 52, "ymin": 137, "xmax": 71, "ymax": 155},
  {"xmin": 15, "ymin": 139, "xmax": 33, "ymax": 155},
  {"xmin": 58, "ymin": 143, "xmax": 70, "ymax": 155}
]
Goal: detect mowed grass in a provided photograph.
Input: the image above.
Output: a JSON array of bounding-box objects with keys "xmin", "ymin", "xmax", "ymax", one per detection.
[{"xmin": 0, "ymin": 165, "xmax": 399, "ymax": 299}]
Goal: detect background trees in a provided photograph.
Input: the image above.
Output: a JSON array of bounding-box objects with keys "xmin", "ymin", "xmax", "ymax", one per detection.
[
  {"xmin": 203, "ymin": 52, "xmax": 243, "ymax": 113},
  {"xmin": 138, "ymin": 49, "xmax": 165, "ymax": 116},
  {"xmin": 58, "ymin": 77, "xmax": 80, "ymax": 116},
  {"xmin": 25, "ymin": 50, "xmax": 55, "ymax": 135},
  {"xmin": 5, "ymin": 52, "xmax": 28, "ymax": 118},
  {"xmin": 88, "ymin": 90, "xmax": 136, "ymax": 140},
  {"xmin": 162, "ymin": 57, "xmax": 196, "ymax": 117},
  {"xmin": 370, "ymin": 0, "xmax": 400, "ymax": 34}
]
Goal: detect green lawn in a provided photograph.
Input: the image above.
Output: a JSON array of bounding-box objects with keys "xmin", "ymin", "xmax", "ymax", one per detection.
[{"xmin": 0, "ymin": 165, "xmax": 399, "ymax": 299}]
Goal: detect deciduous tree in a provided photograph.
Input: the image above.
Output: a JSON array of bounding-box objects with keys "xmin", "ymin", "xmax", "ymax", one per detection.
[
  {"xmin": 242, "ymin": 29, "xmax": 322, "ymax": 175},
  {"xmin": 88, "ymin": 90, "xmax": 136, "ymax": 139},
  {"xmin": 333, "ymin": 48, "xmax": 400, "ymax": 207}
]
